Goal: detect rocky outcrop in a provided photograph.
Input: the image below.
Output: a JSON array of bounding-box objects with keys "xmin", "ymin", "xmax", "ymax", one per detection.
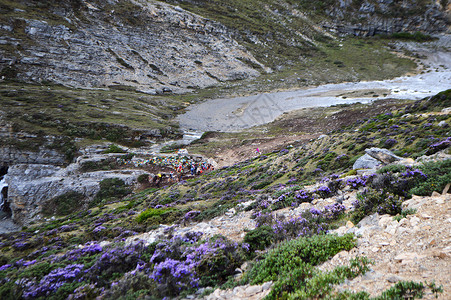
[
  {"xmin": 0, "ymin": 118, "xmax": 68, "ymax": 166},
  {"xmin": 353, "ymin": 147, "xmax": 412, "ymax": 170},
  {"xmin": 353, "ymin": 153, "xmax": 382, "ymax": 170},
  {"xmin": 5, "ymin": 160, "xmax": 147, "ymax": 226},
  {"xmin": 323, "ymin": 0, "xmax": 450, "ymax": 36},
  {"xmin": 0, "ymin": 147, "xmax": 66, "ymax": 166},
  {"xmin": 0, "ymin": 0, "xmax": 265, "ymax": 93},
  {"xmin": 365, "ymin": 147, "xmax": 402, "ymax": 164},
  {"xmin": 3, "ymin": 147, "xmax": 155, "ymax": 226}
]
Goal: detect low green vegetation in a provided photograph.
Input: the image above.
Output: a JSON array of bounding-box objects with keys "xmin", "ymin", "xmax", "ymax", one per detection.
[
  {"xmin": 91, "ymin": 178, "xmax": 132, "ymax": 207},
  {"xmin": 42, "ymin": 191, "xmax": 85, "ymax": 216},
  {"xmin": 380, "ymin": 31, "xmax": 436, "ymax": 42},
  {"xmin": 135, "ymin": 208, "xmax": 169, "ymax": 223}
]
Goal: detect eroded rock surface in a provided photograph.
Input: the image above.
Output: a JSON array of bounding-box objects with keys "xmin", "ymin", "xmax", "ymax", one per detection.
[{"xmin": 0, "ymin": 0, "xmax": 264, "ymax": 93}]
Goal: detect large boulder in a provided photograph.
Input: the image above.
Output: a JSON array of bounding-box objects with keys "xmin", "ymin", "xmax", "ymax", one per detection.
[
  {"xmin": 365, "ymin": 147, "xmax": 402, "ymax": 164},
  {"xmin": 353, "ymin": 153, "xmax": 382, "ymax": 170}
]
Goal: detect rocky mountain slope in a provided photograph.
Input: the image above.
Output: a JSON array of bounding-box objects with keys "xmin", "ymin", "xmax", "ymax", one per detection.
[
  {"xmin": 0, "ymin": 0, "xmax": 263, "ymax": 93},
  {"xmin": 1, "ymin": 0, "xmax": 450, "ymax": 91}
]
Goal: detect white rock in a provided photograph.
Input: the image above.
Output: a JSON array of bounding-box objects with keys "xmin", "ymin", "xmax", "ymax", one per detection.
[
  {"xmin": 409, "ymin": 216, "xmax": 420, "ymax": 227},
  {"xmin": 244, "ymin": 285, "xmax": 262, "ymax": 296},
  {"xmin": 262, "ymin": 281, "xmax": 273, "ymax": 291},
  {"xmin": 398, "ymin": 218, "xmax": 410, "ymax": 227},
  {"xmin": 379, "ymin": 215, "xmax": 393, "ymax": 228}
]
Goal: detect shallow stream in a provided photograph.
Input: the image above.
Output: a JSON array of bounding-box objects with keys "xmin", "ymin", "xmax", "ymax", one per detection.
[{"xmin": 177, "ymin": 35, "xmax": 451, "ymax": 133}]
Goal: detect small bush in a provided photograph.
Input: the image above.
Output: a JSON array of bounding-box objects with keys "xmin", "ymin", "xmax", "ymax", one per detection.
[
  {"xmin": 351, "ymin": 188, "xmax": 402, "ymax": 224},
  {"xmin": 243, "ymin": 233, "xmax": 356, "ymax": 285},
  {"xmin": 378, "ymin": 280, "xmax": 425, "ymax": 299},
  {"xmin": 243, "ymin": 225, "xmax": 275, "ymax": 253},
  {"xmin": 377, "ymin": 164, "xmax": 407, "ymax": 174},
  {"xmin": 272, "ymin": 257, "xmax": 371, "ymax": 299},
  {"xmin": 103, "ymin": 144, "xmax": 126, "ymax": 154},
  {"xmin": 135, "ymin": 208, "xmax": 168, "ymax": 223},
  {"xmin": 411, "ymin": 160, "xmax": 451, "ymax": 196}
]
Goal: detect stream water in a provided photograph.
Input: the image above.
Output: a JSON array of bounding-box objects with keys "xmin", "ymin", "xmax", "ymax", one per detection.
[
  {"xmin": 0, "ymin": 175, "xmax": 17, "ymax": 234},
  {"xmin": 0, "ymin": 177, "xmax": 7, "ymax": 211},
  {"xmin": 177, "ymin": 35, "xmax": 451, "ymax": 133}
]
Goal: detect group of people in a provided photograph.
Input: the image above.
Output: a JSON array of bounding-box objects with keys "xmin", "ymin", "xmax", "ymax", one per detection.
[
  {"xmin": 148, "ymin": 161, "xmax": 215, "ymax": 187},
  {"xmin": 187, "ymin": 161, "xmax": 214, "ymax": 176}
]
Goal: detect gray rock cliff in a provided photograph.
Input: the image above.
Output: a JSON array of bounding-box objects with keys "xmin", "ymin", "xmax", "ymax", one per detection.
[
  {"xmin": 0, "ymin": 0, "xmax": 264, "ymax": 93},
  {"xmin": 323, "ymin": 0, "xmax": 450, "ymax": 36}
]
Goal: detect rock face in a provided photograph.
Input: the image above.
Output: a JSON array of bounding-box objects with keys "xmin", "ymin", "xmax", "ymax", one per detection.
[
  {"xmin": 4, "ymin": 153, "xmax": 147, "ymax": 226},
  {"xmin": 323, "ymin": 0, "xmax": 450, "ymax": 36},
  {"xmin": 0, "ymin": 0, "xmax": 264, "ymax": 93},
  {"xmin": 365, "ymin": 147, "xmax": 402, "ymax": 164},
  {"xmin": 0, "ymin": 147, "xmax": 66, "ymax": 166},
  {"xmin": 353, "ymin": 148, "xmax": 403, "ymax": 169},
  {"xmin": 353, "ymin": 153, "xmax": 382, "ymax": 170}
]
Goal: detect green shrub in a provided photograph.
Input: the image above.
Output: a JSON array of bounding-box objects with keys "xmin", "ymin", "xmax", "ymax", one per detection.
[
  {"xmin": 377, "ymin": 280, "xmax": 425, "ymax": 299},
  {"xmin": 196, "ymin": 235, "xmax": 246, "ymax": 286},
  {"xmin": 274, "ymin": 257, "xmax": 371, "ymax": 300},
  {"xmin": 135, "ymin": 208, "xmax": 167, "ymax": 223},
  {"xmin": 377, "ymin": 164, "xmax": 407, "ymax": 174},
  {"xmin": 243, "ymin": 225, "xmax": 275, "ymax": 253},
  {"xmin": 103, "ymin": 144, "xmax": 127, "ymax": 154},
  {"xmin": 42, "ymin": 191, "xmax": 85, "ymax": 216},
  {"xmin": 91, "ymin": 178, "xmax": 131, "ymax": 207},
  {"xmin": 411, "ymin": 160, "xmax": 451, "ymax": 196},
  {"xmin": 243, "ymin": 233, "xmax": 356, "ymax": 285},
  {"xmin": 351, "ymin": 189, "xmax": 402, "ymax": 224}
]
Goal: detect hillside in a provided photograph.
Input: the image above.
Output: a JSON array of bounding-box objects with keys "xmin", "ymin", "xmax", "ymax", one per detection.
[
  {"xmin": 1, "ymin": 0, "xmax": 449, "ymax": 92},
  {"xmin": 0, "ymin": 90, "xmax": 449, "ymax": 299},
  {"xmin": 0, "ymin": 1, "xmax": 450, "ymax": 299}
]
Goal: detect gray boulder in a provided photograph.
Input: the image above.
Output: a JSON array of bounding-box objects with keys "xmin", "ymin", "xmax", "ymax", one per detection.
[
  {"xmin": 353, "ymin": 153, "xmax": 382, "ymax": 170},
  {"xmin": 365, "ymin": 147, "xmax": 402, "ymax": 164}
]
